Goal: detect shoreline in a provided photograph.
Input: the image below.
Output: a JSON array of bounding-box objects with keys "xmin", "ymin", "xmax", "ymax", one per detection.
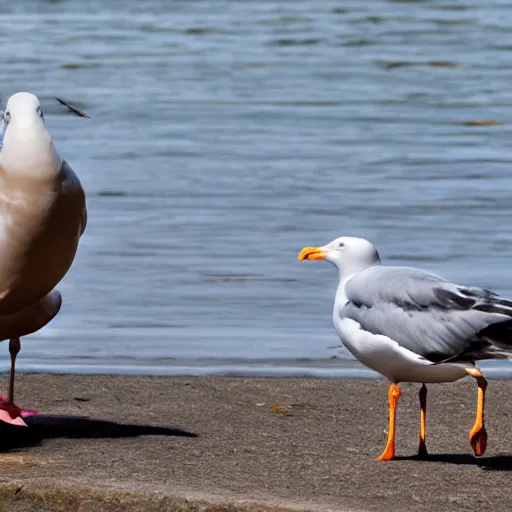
[
  {"xmin": 9, "ymin": 358, "xmax": 512, "ymax": 379},
  {"xmin": 2, "ymin": 374, "xmax": 512, "ymax": 511}
]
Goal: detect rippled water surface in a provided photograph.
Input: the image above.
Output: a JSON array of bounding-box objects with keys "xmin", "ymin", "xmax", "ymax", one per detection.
[{"xmin": 1, "ymin": 0, "xmax": 512, "ymax": 376}]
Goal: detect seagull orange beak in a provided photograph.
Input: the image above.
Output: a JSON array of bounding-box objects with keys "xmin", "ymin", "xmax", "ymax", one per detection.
[{"xmin": 298, "ymin": 247, "xmax": 327, "ymax": 261}]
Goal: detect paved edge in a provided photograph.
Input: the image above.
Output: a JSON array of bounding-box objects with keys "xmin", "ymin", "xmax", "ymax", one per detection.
[{"xmin": 0, "ymin": 481, "xmax": 329, "ymax": 512}]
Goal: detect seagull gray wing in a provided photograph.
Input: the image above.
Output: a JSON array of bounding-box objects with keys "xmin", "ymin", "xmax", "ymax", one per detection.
[{"xmin": 343, "ymin": 266, "xmax": 512, "ymax": 363}]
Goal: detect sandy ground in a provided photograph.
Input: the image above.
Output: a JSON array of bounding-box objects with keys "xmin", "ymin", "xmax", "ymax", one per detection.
[{"xmin": 0, "ymin": 374, "xmax": 511, "ymax": 511}]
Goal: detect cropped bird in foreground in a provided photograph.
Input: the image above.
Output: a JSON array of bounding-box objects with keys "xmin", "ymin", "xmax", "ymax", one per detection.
[
  {"xmin": 298, "ymin": 236, "xmax": 512, "ymax": 460},
  {"xmin": 0, "ymin": 92, "xmax": 87, "ymax": 425}
]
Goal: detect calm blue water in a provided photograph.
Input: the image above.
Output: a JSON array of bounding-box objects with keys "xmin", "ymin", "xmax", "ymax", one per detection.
[{"xmin": 1, "ymin": 0, "xmax": 512, "ymax": 377}]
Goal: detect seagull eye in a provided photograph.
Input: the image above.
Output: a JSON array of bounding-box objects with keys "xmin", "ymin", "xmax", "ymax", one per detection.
[
  {"xmin": 36, "ymin": 106, "xmax": 43, "ymax": 117},
  {"xmin": 338, "ymin": 242, "xmax": 345, "ymax": 248},
  {"xmin": 3, "ymin": 111, "xmax": 10, "ymax": 124}
]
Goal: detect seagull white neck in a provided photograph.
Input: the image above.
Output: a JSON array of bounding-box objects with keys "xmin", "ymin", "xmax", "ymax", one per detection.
[
  {"xmin": 1, "ymin": 126, "xmax": 61, "ymax": 181},
  {"xmin": 335, "ymin": 272, "xmax": 356, "ymax": 309}
]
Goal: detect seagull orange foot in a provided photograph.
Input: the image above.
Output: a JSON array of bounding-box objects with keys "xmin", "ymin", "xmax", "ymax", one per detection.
[
  {"xmin": 376, "ymin": 448, "xmax": 395, "ymax": 462},
  {"xmin": 470, "ymin": 426, "xmax": 487, "ymax": 456}
]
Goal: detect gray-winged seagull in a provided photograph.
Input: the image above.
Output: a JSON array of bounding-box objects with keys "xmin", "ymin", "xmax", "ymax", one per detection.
[{"xmin": 299, "ymin": 236, "xmax": 512, "ymax": 460}]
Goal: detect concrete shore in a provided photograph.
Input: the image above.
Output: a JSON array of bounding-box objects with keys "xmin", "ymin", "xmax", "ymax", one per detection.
[{"xmin": 0, "ymin": 374, "xmax": 511, "ymax": 511}]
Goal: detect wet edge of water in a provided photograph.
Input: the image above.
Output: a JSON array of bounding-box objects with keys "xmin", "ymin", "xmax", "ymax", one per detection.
[{"xmin": 9, "ymin": 360, "xmax": 512, "ymax": 380}]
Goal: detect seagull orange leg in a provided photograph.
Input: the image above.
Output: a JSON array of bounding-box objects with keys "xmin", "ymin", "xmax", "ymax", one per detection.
[
  {"xmin": 466, "ymin": 368, "xmax": 487, "ymax": 456},
  {"xmin": 417, "ymin": 383, "xmax": 428, "ymax": 457},
  {"xmin": 376, "ymin": 383, "xmax": 401, "ymax": 461}
]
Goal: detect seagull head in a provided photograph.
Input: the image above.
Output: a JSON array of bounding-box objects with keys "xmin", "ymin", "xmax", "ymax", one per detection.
[
  {"xmin": 298, "ymin": 236, "xmax": 381, "ymax": 275},
  {"xmin": 3, "ymin": 92, "xmax": 46, "ymax": 130},
  {"xmin": 0, "ymin": 92, "xmax": 60, "ymax": 178}
]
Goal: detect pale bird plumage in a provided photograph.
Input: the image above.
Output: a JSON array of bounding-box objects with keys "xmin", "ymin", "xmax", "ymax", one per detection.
[
  {"xmin": 299, "ymin": 236, "xmax": 510, "ymax": 459},
  {"xmin": 0, "ymin": 92, "xmax": 87, "ymax": 424}
]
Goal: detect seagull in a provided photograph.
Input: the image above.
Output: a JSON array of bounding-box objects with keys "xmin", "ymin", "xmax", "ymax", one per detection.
[
  {"xmin": 298, "ymin": 236, "xmax": 512, "ymax": 460},
  {"xmin": 0, "ymin": 92, "xmax": 87, "ymax": 424}
]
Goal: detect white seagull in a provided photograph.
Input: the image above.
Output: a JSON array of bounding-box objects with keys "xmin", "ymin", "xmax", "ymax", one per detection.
[
  {"xmin": 0, "ymin": 92, "xmax": 87, "ymax": 424},
  {"xmin": 298, "ymin": 236, "xmax": 512, "ymax": 460}
]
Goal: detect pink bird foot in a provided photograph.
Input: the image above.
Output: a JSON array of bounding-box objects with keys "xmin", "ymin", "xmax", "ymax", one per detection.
[{"xmin": 0, "ymin": 394, "xmax": 37, "ymax": 426}]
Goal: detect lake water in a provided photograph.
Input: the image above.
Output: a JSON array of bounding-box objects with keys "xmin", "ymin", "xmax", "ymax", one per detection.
[{"xmin": 1, "ymin": 0, "xmax": 512, "ymax": 377}]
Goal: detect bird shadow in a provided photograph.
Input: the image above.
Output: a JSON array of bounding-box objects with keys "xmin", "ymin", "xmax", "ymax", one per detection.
[
  {"xmin": 394, "ymin": 453, "xmax": 512, "ymax": 471},
  {"xmin": 0, "ymin": 414, "xmax": 197, "ymax": 452}
]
